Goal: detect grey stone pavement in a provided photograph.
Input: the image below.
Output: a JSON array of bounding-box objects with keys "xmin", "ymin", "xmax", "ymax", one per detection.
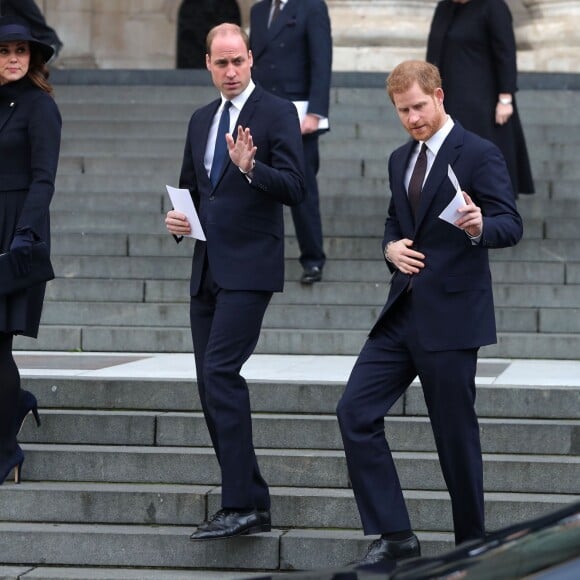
[{"xmin": 13, "ymin": 351, "xmax": 580, "ymax": 388}]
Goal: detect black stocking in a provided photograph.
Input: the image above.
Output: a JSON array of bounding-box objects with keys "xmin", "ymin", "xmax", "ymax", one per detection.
[{"xmin": 0, "ymin": 332, "xmax": 20, "ymax": 445}]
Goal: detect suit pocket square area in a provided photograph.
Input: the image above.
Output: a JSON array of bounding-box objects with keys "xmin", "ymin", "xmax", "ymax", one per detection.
[{"xmin": 0, "ymin": 241, "xmax": 55, "ymax": 296}]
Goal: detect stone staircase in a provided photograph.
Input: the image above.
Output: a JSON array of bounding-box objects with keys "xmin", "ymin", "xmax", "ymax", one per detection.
[
  {"xmin": 11, "ymin": 76, "xmax": 580, "ymax": 359},
  {"xmin": 0, "ymin": 356, "xmax": 577, "ymax": 575},
  {"xmin": 1, "ymin": 73, "xmax": 578, "ymax": 577}
]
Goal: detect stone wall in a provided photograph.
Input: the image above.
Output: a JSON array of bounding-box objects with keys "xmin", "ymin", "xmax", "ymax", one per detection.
[{"xmin": 38, "ymin": 0, "xmax": 580, "ymax": 72}]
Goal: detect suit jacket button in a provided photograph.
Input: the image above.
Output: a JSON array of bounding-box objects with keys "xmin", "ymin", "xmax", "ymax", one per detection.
[{"xmin": 209, "ymin": 195, "xmax": 215, "ymax": 200}]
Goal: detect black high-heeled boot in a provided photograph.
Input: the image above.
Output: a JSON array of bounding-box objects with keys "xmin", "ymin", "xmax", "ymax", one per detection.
[
  {"xmin": 15, "ymin": 389, "xmax": 41, "ymax": 436},
  {"xmin": 0, "ymin": 444, "xmax": 24, "ymax": 485}
]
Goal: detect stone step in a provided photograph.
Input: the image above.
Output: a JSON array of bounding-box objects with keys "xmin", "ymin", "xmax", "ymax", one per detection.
[
  {"xmin": 57, "ymin": 136, "xmax": 578, "ymax": 164},
  {"xmin": 54, "ymin": 84, "xmax": 216, "ymax": 104},
  {"xmin": 43, "ymin": 269, "xmax": 580, "ymax": 308},
  {"xmin": 52, "ymin": 208, "xmax": 566, "ymax": 242},
  {"xmin": 51, "ymin": 171, "xmax": 579, "ymax": 204},
  {"xmin": 13, "ymin": 444, "xmax": 580, "ymax": 494},
  {"xmin": 54, "ymin": 154, "xmax": 580, "ymax": 181},
  {"xmin": 34, "ymin": 300, "xmax": 575, "ymax": 335},
  {"xmin": 17, "ymin": 409, "xmax": 579, "ymax": 456},
  {"xmin": 53, "ymin": 95, "xmax": 580, "ymax": 127},
  {"xmin": 0, "ymin": 570, "xmax": 246, "ymax": 580},
  {"xmin": 51, "ymin": 192, "xmax": 164, "ymax": 213},
  {"xmin": 55, "ymin": 173, "xmax": 170, "ymax": 194},
  {"xmin": 1, "ymin": 568, "xmax": 255, "ymax": 580},
  {"xmin": 19, "ymin": 372, "xmax": 579, "ymax": 419},
  {"xmin": 46, "ymin": 274, "xmax": 579, "ymax": 316},
  {"xmin": 48, "ymin": 232, "xmax": 580, "ymax": 265},
  {"xmin": 0, "ymin": 522, "xmax": 450, "ymax": 570},
  {"xmin": 313, "ymin": 194, "xmax": 580, "ymax": 217},
  {"xmin": 0, "ymin": 481, "xmax": 574, "ymax": 534},
  {"xmin": 14, "ymin": 326, "xmax": 580, "ymax": 359}
]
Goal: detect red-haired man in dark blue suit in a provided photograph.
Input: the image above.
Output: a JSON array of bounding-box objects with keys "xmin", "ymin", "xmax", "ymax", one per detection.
[{"xmin": 337, "ymin": 60, "xmax": 523, "ymax": 566}]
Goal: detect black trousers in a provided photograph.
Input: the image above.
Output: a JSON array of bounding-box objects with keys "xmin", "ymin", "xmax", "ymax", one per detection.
[
  {"xmin": 189, "ymin": 263, "xmax": 272, "ymax": 511},
  {"xmin": 291, "ymin": 132, "xmax": 325, "ymax": 270},
  {"xmin": 337, "ymin": 293, "xmax": 485, "ymax": 545}
]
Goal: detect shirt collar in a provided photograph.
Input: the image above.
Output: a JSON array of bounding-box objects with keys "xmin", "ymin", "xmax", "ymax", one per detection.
[
  {"xmin": 422, "ymin": 115, "xmax": 454, "ymax": 155},
  {"xmin": 220, "ymin": 80, "xmax": 256, "ymax": 112}
]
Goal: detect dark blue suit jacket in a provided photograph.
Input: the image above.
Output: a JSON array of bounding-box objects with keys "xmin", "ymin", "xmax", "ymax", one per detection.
[
  {"xmin": 374, "ymin": 122, "xmax": 523, "ymax": 351},
  {"xmin": 179, "ymin": 84, "xmax": 305, "ymax": 295},
  {"xmin": 250, "ymin": 0, "xmax": 332, "ymax": 119}
]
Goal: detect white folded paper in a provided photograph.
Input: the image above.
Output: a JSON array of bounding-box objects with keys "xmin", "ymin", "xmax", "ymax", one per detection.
[
  {"xmin": 165, "ymin": 185, "xmax": 206, "ymax": 241},
  {"xmin": 438, "ymin": 165, "xmax": 467, "ymax": 228}
]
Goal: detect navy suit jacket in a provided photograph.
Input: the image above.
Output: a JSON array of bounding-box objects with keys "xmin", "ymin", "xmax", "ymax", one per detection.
[
  {"xmin": 179, "ymin": 84, "xmax": 305, "ymax": 295},
  {"xmin": 373, "ymin": 122, "xmax": 523, "ymax": 351},
  {"xmin": 250, "ymin": 0, "xmax": 332, "ymax": 119}
]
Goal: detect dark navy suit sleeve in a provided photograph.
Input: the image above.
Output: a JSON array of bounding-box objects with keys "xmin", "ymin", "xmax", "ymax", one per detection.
[
  {"xmin": 16, "ymin": 92, "xmax": 61, "ymax": 239},
  {"xmin": 248, "ymin": 98, "xmax": 306, "ymax": 206},
  {"xmin": 304, "ymin": 0, "xmax": 332, "ymax": 117},
  {"xmin": 484, "ymin": 0, "xmax": 518, "ymax": 94}
]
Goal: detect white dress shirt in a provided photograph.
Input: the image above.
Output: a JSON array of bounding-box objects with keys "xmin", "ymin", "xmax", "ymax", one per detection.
[{"xmin": 204, "ymin": 80, "xmax": 256, "ymax": 178}]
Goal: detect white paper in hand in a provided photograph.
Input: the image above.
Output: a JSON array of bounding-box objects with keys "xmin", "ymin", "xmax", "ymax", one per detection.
[
  {"xmin": 438, "ymin": 165, "xmax": 467, "ymax": 228},
  {"xmin": 165, "ymin": 185, "xmax": 206, "ymax": 241}
]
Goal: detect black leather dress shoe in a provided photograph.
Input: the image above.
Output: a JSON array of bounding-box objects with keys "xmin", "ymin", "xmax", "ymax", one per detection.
[
  {"xmin": 352, "ymin": 534, "xmax": 421, "ymax": 566},
  {"xmin": 189, "ymin": 509, "xmax": 271, "ymax": 540},
  {"xmin": 300, "ymin": 266, "xmax": 322, "ymax": 284}
]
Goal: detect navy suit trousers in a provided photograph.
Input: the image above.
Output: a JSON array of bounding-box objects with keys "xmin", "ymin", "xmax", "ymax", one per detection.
[
  {"xmin": 337, "ymin": 292, "xmax": 485, "ymax": 545},
  {"xmin": 190, "ymin": 262, "xmax": 272, "ymax": 511},
  {"xmin": 292, "ymin": 132, "xmax": 325, "ymax": 269}
]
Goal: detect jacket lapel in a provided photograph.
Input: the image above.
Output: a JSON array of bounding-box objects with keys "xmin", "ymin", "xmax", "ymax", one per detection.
[
  {"xmin": 414, "ymin": 123, "xmax": 463, "ymax": 232},
  {"xmin": 201, "ymin": 99, "xmax": 220, "ymax": 189},
  {"xmin": 0, "ymin": 100, "xmax": 17, "ymax": 134},
  {"xmin": 212, "ymin": 87, "xmax": 262, "ymax": 188},
  {"xmin": 392, "ymin": 141, "xmax": 417, "ymax": 233},
  {"xmin": 267, "ymin": 0, "xmax": 297, "ymax": 43},
  {"xmin": 251, "ymin": 0, "xmax": 271, "ymax": 58}
]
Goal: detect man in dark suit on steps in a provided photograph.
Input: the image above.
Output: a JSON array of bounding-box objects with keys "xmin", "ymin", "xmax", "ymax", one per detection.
[
  {"xmin": 249, "ymin": 0, "xmax": 332, "ymax": 284},
  {"xmin": 165, "ymin": 23, "xmax": 305, "ymax": 541},
  {"xmin": 336, "ymin": 60, "xmax": 523, "ymax": 566}
]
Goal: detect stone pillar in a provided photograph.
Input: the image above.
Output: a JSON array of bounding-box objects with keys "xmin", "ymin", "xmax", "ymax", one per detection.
[
  {"xmin": 36, "ymin": 0, "xmax": 580, "ymax": 72},
  {"xmin": 41, "ymin": 0, "xmax": 97, "ymax": 68},
  {"xmin": 328, "ymin": 0, "xmax": 437, "ymax": 71},
  {"xmin": 518, "ymin": 0, "xmax": 580, "ymax": 71},
  {"xmin": 42, "ymin": 0, "xmax": 180, "ymax": 69}
]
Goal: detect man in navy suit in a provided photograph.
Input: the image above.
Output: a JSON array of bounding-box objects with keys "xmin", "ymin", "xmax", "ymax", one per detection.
[
  {"xmin": 250, "ymin": 0, "xmax": 332, "ymax": 284},
  {"xmin": 336, "ymin": 60, "xmax": 523, "ymax": 566},
  {"xmin": 165, "ymin": 23, "xmax": 305, "ymax": 541}
]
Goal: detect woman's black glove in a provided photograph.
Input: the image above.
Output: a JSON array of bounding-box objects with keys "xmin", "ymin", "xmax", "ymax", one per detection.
[{"xmin": 9, "ymin": 229, "xmax": 36, "ymax": 277}]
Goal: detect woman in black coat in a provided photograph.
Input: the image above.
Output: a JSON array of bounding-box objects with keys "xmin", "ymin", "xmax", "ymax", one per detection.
[
  {"xmin": 0, "ymin": 17, "xmax": 61, "ymax": 484},
  {"xmin": 427, "ymin": 0, "xmax": 534, "ymax": 195}
]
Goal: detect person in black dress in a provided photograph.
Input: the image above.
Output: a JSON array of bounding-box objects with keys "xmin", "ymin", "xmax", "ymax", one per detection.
[
  {"xmin": 176, "ymin": 0, "xmax": 241, "ymax": 69},
  {"xmin": 0, "ymin": 17, "xmax": 61, "ymax": 484},
  {"xmin": 427, "ymin": 0, "xmax": 534, "ymax": 195}
]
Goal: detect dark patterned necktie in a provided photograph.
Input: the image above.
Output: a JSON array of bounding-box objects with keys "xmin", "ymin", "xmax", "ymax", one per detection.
[
  {"xmin": 209, "ymin": 101, "xmax": 232, "ymax": 187},
  {"xmin": 408, "ymin": 143, "xmax": 428, "ymax": 219},
  {"xmin": 270, "ymin": 0, "xmax": 282, "ymax": 26}
]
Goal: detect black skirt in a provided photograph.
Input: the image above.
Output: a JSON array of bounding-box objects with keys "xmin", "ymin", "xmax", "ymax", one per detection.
[{"xmin": 0, "ymin": 189, "xmax": 47, "ymax": 338}]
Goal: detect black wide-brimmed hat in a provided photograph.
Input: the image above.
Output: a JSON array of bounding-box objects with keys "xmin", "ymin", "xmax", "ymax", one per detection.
[{"xmin": 0, "ymin": 18, "xmax": 55, "ymax": 63}]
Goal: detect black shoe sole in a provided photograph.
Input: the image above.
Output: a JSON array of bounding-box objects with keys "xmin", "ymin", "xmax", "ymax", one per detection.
[{"xmin": 189, "ymin": 523, "xmax": 271, "ymax": 541}]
